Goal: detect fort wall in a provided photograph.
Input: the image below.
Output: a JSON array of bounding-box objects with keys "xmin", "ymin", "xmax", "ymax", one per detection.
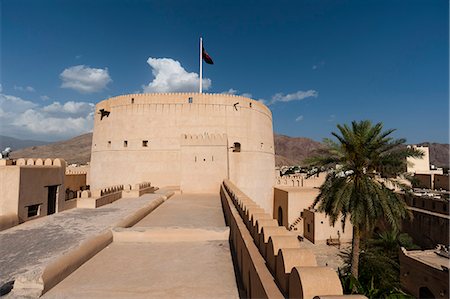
[{"xmin": 90, "ymin": 93, "xmax": 275, "ymax": 213}]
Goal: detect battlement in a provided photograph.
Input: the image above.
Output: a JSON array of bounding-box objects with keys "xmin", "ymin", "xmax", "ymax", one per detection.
[
  {"xmin": 14, "ymin": 158, "xmax": 66, "ymax": 167},
  {"xmin": 66, "ymin": 169, "xmax": 88, "ymax": 175},
  {"xmin": 95, "ymin": 92, "xmax": 272, "ymax": 117},
  {"xmin": 180, "ymin": 133, "xmax": 227, "ymax": 146}
]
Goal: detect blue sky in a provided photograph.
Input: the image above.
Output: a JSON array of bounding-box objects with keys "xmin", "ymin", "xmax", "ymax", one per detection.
[{"xmin": 1, "ymin": 0, "xmax": 448, "ymax": 143}]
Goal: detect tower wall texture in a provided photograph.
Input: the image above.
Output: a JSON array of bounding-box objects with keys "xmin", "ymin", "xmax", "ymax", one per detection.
[{"xmin": 90, "ymin": 93, "xmax": 275, "ymax": 213}]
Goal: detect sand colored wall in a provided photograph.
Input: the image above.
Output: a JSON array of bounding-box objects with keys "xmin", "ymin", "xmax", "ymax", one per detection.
[
  {"xmin": 303, "ymin": 209, "xmax": 352, "ymax": 244},
  {"xmin": 90, "ymin": 93, "xmax": 275, "ymax": 213},
  {"xmin": 0, "ymin": 159, "xmax": 66, "ymax": 223},
  {"xmin": 65, "ymin": 174, "xmax": 86, "ymax": 191},
  {"xmin": 0, "ymin": 165, "xmax": 21, "ymax": 216},
  {"xmin": 273, "ymin": 187, "xmax": 319, "ymax": 232},
  {"xmin": 407, "ymin": 146, "xmax": 430, "ymax": 173},
  {"xmin": 180, "ymin": 133, "xmax": 228, "ymax": 193},
  {"xmin": 66, "ymin": 165, "xmax": 90, "ymax": 185}
]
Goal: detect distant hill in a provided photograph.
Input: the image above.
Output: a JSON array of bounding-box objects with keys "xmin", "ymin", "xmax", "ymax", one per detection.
[
  {"xmin": 8, "ymin": 132, "xmax": 449, "ymax": 168},
  {"xmin": 0, "ymin": 135, "xmax": 50, "ymax": 151},
  {"xmin": 10, "ymin": 133, "xmax": 92, "ymax": 165},
  {"xmin": 274, "ymin": 134, "xmax": 323, "ymax": 166}
]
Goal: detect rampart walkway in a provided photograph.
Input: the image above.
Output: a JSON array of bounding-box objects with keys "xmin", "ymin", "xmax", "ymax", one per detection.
[
  {"xmin": 43, "ymin": 193, "xmax": 239, "ymax": 299},
  {"xmin": 0, "ymin": 191, "xmax": 171, "ymax": 288}
]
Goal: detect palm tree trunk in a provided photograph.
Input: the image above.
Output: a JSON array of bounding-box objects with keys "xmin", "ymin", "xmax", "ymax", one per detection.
[{"xmin": 350, "ymin": 225, "xmax": 360, "ymax": 279}]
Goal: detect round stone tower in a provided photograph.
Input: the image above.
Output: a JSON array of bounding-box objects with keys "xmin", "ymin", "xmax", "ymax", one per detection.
[{"xmin": 90, "ymin": 93, "xmax": 275, "ymax": 213}]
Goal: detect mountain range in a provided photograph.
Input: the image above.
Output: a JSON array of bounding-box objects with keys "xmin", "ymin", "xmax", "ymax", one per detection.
[{"xmin": 6, "ymin": 133, "xmax": 449, "ymax": 168}]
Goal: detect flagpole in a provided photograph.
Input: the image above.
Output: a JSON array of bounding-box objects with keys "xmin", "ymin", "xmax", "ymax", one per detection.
[{"xmin": 199, "ymin": 37, "xmax": 203, "ymax": 94}]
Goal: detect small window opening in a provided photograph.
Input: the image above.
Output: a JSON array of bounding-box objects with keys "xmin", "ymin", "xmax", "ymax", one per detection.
[
  {"xmin": 203, "ymin": 158, "xmax": 206, "ymax": 162},
  {"xmin": 124, "ymin": 141, "xmax": 128, "ymax": 147},
  {"xmin": 249, "ymin": 102, "xmax": 252, "ymax": 108},
  {"xmin": 307, "ymin": 223, "xmax": 310, "ymax": 233},
  {"xmin": 320, "ymin": 221, "xmax": 324, "ymax": 224},
  {"xmin": 260, "ymin": 142, "xmax": 264, "ymax": 149},
  {"xmin": 131, "ymin": 98, "xmax": 134, "ymax": 104},
  {"xmin": 142, "ymin": 140, "xmax": 148, "ymax": 147},
  {"xmin": 107, "ymin": 141, "xmax": 111, "ymax": 148},
  {"xmin": 195, "ymin": 156, "xmax": 197, "ymax": 162},
  {"xmin": 212, "ymin": 156, "xmax": 214, "ymax": 162},
  {"xmin": 28, "ymin": 204, "xmax": 40, "ymax": 218},
  {"xmin": 188, "ymin": 97, "xmax": 193, "ymax": 103},
  {"xmin": 233, "ymin": 142, "xmax": 241, "ymax": 152}
]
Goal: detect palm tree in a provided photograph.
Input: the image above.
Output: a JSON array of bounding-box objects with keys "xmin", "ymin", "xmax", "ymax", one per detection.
[{"xmin": 307, "ymin": 120, "xmax": 423, "ymax": 280}]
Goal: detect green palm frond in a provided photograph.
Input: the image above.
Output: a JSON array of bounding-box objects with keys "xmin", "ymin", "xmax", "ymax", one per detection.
[{"xmin": 309, "ymin": 120, "xmax": 420, "ymax": 233}]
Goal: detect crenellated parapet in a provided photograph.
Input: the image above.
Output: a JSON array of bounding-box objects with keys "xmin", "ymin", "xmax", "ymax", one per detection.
[
  {"xmin": 77, "ymin": 182, "xmax": 156, "ymax": 208},
  {"xmin": 14, "ymin": 158, "xmax": 66, "ymax": 167},
  {"xmin": 65, "ymin": 169, "xmax": 88, "ymax": 175},
  {"xmin": 78, "ymin": 185, "xmax": 124, "ymax": 209},
  {"xmin": 221, "ymin": 180, "xmax": 366, "ymax": 299}
]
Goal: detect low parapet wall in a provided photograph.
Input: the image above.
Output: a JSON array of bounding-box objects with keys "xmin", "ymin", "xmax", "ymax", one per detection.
[
  {"xmin": 77, "ymin": 185, "xmax": 124, "ymax": 209},
  {"xmin": 77, "ymin": 182, "xmax": 155, "ymax": 208},
  {"xmin": 122, "ymin": 182, "xmax": 156, "ymax": 198},
  {"xmin": 221, "ymin": 180, "xmax": 365, "ymax": 299}
]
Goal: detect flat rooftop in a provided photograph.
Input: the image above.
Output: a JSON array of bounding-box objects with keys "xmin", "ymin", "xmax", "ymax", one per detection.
[{"xmin": 404, "ymin": 249, "xmax": 450, "ymax": 270}]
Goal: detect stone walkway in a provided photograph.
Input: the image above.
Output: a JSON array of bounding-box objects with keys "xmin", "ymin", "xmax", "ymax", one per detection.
[
  {"xmin": 0, "ymin": 191, "xmax": 169, "ymax": 286},
  {"xmin": 43, "ymin": 193, "xmax": 239, "ymax": 299}
]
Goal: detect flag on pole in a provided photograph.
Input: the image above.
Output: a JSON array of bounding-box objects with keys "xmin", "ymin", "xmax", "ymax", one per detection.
[{"xmin": 202, "ymin": 46, "xmax": 214, "ymax": 64}]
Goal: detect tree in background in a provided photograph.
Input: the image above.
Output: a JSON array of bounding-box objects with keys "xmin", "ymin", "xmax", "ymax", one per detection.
[{"xmin": 306, "ymin": 120, "xmax": 423, "ymax": 280}]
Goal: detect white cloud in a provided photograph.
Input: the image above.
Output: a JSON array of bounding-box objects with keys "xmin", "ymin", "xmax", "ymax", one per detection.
[
  {"xmin": 222, "ymin": 88, "xmax": 238, "ymax": 95},
  {"xmin": 60, "ymin": 65, "xmax": 112, "ymax": 93},
  {"xmin": 328, "ymin": 114, "xmax": 336, "ymax": 122},
  {"xmin": 14, "ymin": 85, "xmax": 35, "ymax": 92},
  {"xmin": 295, "ymin": 115, "xmax": 304, "ymax": 122},
  {"xmin": 221, "ymin": 88, "xmax": 253, "ymax": 99},
  {"xmin": 142, "ymin": 57, "xmax": 211, "ymax": 93},
  {"xmin": 270, "ymin": 90, "xmax": 318, "ymax": 105},
  {"xmin": 0, "ymin": 92, "xmax": 94, "ymax": 141},
  {"xmin": 40, "ymin": 95, "xmax": 50, "ymax": 101}
]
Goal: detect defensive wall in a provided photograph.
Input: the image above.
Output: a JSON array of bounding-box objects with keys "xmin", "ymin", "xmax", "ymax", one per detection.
[
  {"xmin": 220, "ymin": 179, "xmax": 366, "ymax": 299},
  {"xmin": 90, "ymin": 93, "xmax": 275, "ymax": 213}
]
